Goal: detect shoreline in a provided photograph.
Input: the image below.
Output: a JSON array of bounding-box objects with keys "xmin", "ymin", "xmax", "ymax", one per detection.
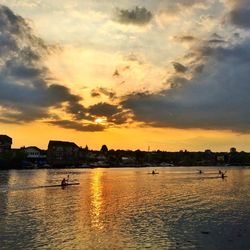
[{"xmin": 1, "ymin": 165, "xmax": 249, "ymax": 170}]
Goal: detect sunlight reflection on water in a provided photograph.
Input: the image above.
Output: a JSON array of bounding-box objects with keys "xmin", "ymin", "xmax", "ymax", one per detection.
[
  {"xmin": 0, "ymin": 167, "xmax": 250, "ymax": 249},
  {"xmin": 90, "ymin": 169, "xmax": 104, "ymax": 230}
]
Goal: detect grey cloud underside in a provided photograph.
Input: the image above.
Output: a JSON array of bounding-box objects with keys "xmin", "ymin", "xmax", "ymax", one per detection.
[
  {"xmin": 122, "ymin": 38, "xmax": 250, "ymax": 133},
  {"xmin": 3, "ymin": 2, "xmax": 250, "ymax": 133},
  {"xmin": 0, "ymin": 5, "xmax": 87, "ymax": 125},
  {"xmin": 114, "ymin": 6, "xmax": 153, "ymax": 26},
  {"xmin": 172, "ymin": 62, "xmax": 188, "ymax": 73},
  {"xmin": 48, "ymin": 120, "xmax": 105, "ymax": 132},
  {"xmin": 88, "ymin": 102, "xmax": 120, "ymax": 117},
  {"xmin": 228, "ymin": 0, "xmax": 250, "ymax": 29},
  {"xmin": 0, "ymin": 5, "xmax": 128, "ymax": 131},
  {"xmin": 229, "ymin": 8, "xmax": 250, "ymax": 29},
  {"xmin": 87, "ymin": 102, "xmax": 130, "ymax": 125}
]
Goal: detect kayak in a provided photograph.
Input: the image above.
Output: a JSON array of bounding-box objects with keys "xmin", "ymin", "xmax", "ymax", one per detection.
[
  {"xmin": 148, "ymin": 173, "xmax": 159, "ymax": 175},
  {"xmin": 39, "ymin": 183, "xmax": 80, "ymax": 188}
]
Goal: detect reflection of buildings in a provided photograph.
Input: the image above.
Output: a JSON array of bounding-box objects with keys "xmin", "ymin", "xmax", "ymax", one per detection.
[
  {"xmin": 90, "ymin": 169, "xmax": 104, "ymax": 230},
  {"xmin": 0, "ymin": 135, "xmax": 12, "ymax": 153},
  {"xmin": 47, "ymin": 140, "xmax": 80, "ymax": 167}
]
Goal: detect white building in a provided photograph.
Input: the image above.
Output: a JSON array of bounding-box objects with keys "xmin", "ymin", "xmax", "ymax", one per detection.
[{"xmin": 23, "ymin": 146, "xmax": 46, "ymax": 159}]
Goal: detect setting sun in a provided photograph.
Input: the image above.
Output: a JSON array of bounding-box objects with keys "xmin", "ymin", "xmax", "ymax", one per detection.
[{"xmin": 95, "ymin": 117, "xmax": 107, "ymax": 125}]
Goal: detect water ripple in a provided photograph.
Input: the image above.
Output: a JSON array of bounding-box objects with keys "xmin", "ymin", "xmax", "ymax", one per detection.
[{"xmin": 0, "ymin": 167, "xmax": 250, "ymax": 249}]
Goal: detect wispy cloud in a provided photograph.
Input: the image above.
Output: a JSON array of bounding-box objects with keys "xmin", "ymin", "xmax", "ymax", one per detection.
[{"xmin": 114, "ymin": 6, "xmax": 153, "ymax": 26}]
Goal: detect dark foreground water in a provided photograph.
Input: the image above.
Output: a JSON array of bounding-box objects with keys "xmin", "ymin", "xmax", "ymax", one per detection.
[{"xmin": 0, "ymin": 167, "xmax": 250, "ymax": 250}]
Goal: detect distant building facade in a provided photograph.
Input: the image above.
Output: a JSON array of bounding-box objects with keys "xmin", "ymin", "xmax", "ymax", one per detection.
[
  {"xmin": 21, "ymin": 146, "xmax": 47, "ymax": 167},
  {"xmin": 216, "ymin": 154, "xmax": 226, "ymax": 165},
  {"xmin": 47, "ymin": 140, "xmax": 80, "ymax": 167},
  {"xmin": 0, "ymin": 135, "xmax": 12, "ymax": 153}
]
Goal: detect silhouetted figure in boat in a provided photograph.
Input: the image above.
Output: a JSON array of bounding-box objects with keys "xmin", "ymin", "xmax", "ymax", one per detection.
[
  {"xmin": 61, "ymin": 178, "xmax": 67, "ymax": 186},
  {"xmin": 150, "ymin": 169, "xmax": 159, "ymax": 174},
  {"xmin": 221, "ymin": 171, "xmax": 226, "ymax": 179},
  {"xmin": 198, "ymin": 169, "xmax": 203, "ymax": 174}
]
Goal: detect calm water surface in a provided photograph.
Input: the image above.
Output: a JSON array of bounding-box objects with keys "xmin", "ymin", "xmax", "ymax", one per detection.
[{"xmin": 0, "ymin": 167, "xmax": 250, "ymax": 249}]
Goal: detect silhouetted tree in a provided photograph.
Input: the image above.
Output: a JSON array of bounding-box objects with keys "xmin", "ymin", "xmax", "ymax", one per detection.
[
  {"xmin": 135, "ymin": 149, "xmax": 146, "ymax": 165},
  {"xmin": 101, "ymin": 144, "xmax": 108, "ymax": 152}
]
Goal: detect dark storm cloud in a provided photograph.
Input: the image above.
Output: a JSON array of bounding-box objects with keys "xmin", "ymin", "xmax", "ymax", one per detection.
[
  {"xmin": 0, "ymin": 106, "xmax": 49, "ymax": 123},
  {"xmin": 172, "ymin": 62, "xmax": 188, "ymax": 73},
  {"xmin": 107, "ymin": 110, "xmax": 131, "ymax": 125},
  {"xmin": 227, "ymin": 0, "xmax": 250, "ymax": 29},
  {"xmin": 65, "ymin": 101, "xmax": 87, "ymax": 120},
  {"xmin": 48, "ymin": 120, "xmax": 105, "ymax": 132},
  {"xmin": 122, "ymin": 38, "xmax": 250, "ymax": 133},
  {"xmin": 194, "ymin": 64, "xmax": 204, "ymax": 73},
  {"xmin": 0, "ymin": 5, "xmax": 104, "ymax": 131},
  {"xmin": 168, "ymin": 76, "xmax": 188, "ymax": 88},
  {"xmin": 88, "ymin": 102, "xmax": 120, "ymax": 117},
  {"xmin": 114, "ymin": 6, "xmax": 153, "ymax": 26},
  {"xmin": 83, "ymin": 101, "xmax": 130, "ymax": 126},
  {"xmin": 229, "ymin": 8, "xmax": 250, "ymax": 29}
]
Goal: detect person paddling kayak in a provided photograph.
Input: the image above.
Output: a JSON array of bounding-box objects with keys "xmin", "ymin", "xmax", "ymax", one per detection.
[
  {"xmin": 221, "ymin": 171, "xmax": 227, "ymax": 179},
  {"xmin": 61, "ymin": 178, "xmax": 67, "ymax": 186}
]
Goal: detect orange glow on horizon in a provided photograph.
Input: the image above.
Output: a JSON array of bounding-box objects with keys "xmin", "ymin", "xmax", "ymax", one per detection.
[{"xmin": 2, "ymin": 121, "xmax": 250, "ymax": 152}]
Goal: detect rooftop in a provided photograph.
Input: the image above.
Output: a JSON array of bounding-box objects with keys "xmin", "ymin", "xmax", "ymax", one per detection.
[
  {"xmin": 48, "ymin": 140, "xmax": 79, "ymax": 148},
  {"xmin": 0, "ymin": 135, "xmax": 12, "ymax": 142}
]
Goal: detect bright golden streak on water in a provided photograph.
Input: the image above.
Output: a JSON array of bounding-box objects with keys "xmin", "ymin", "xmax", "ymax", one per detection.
[{"xmin": 90, "ymin": 169, "xmax": 104, "ymax": 230}]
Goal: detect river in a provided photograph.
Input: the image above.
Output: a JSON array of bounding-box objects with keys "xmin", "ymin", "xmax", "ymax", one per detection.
[{"xmin": 0, "ymin": 167, "xmax": 249, "ymax": 249}]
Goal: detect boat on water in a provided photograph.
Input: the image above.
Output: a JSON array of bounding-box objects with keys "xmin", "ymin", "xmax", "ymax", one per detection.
[
  {"xmin": 59, "ymin": 175, "xmax": 80, "ymax": 187},
  {"xmin": 61, "ymin": 182, "xmax": 80, "ymax": 187},
  {"xmin": 148, "ymin": 170, "xmax": 159, "ymax": 175},
  {"xmin": 39, "ymin": 183, "xmax": 80, "ymax": 188}
]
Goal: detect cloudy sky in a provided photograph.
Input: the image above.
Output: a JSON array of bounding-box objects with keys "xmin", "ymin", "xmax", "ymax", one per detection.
[{"xmin": 1, "ymin": 0, "xmax": 250, "ymax": 151}]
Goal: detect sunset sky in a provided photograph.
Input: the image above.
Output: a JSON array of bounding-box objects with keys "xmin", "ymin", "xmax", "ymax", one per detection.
[{"xmin": 1, "ymin": 0, "xmax": 250, "ymax": 151}]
